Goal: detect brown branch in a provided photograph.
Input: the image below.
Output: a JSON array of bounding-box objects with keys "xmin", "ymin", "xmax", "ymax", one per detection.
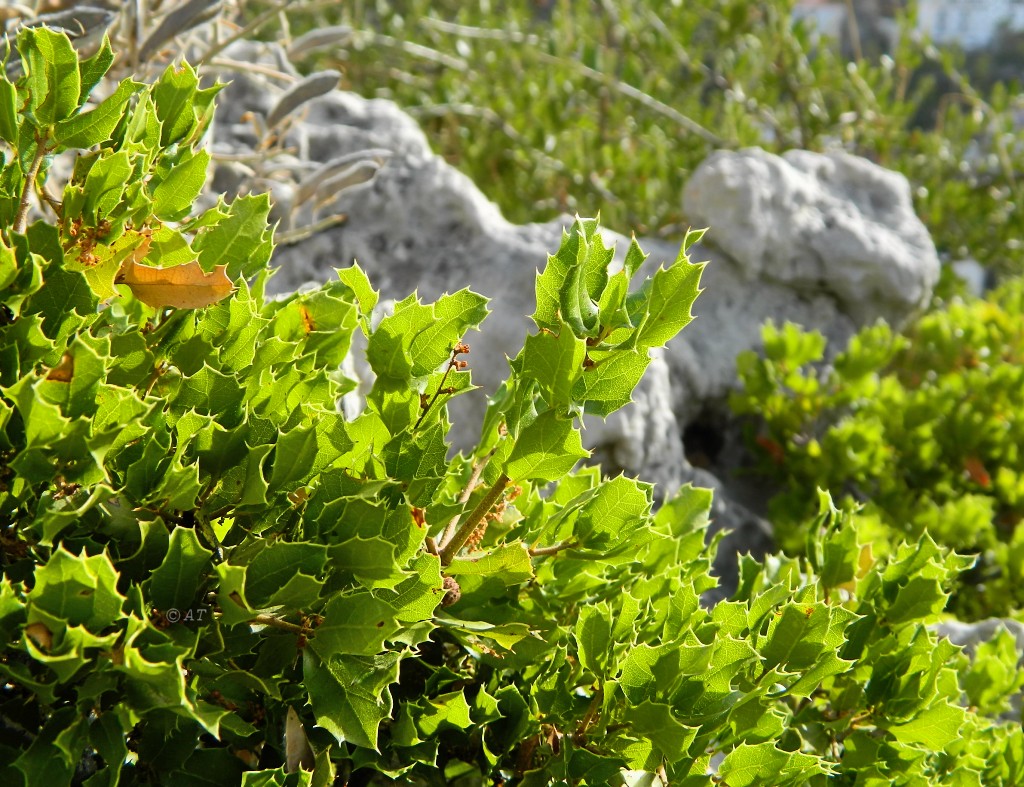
[
  {"xmin": 439, "ymin": 473, "xmax": 509, "ymax": 566},
  {"xmin": 573, "ymin": 685, "xmax": 604, "ymax": 743},
  {"xmin": 251, "ymin": 614, "xmax": 312, "ymax": 636},
  {"xmin": 13, "ymin": 139, "xmax": 49, "ymax": 235},
  {"xmin": 438, "ymin": 444, "xmax": 500, "ymax": 549}
]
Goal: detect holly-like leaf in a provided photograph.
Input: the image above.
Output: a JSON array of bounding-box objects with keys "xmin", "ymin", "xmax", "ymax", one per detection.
[
  {"xmin": 886, "ymin": 702, "xmax": 966, "ymax": 749},
  {"xmin": 27, "ymin": 547, "xmax": 125, "ymax": 631},
  {"xmin": 311, "ymin": 592, "xmax": 399, "ymax": 657},
  {"xmin": 54, "ymin": 78, "xmax": 140, "ymax": 150},
  {"xmin": 518, "ymin": 326, "xmax": 586, "ymax": 413},
  {"xmin": 571, "ymin": 349, "xmax": 649, "ymax": 418},
  {"xmin": 148, "ymin": 527, "xmax": 213, "ymax": 612},
  {"xmin": 0, "ymin": 75, "xmax": 20, "ymax": 145},
  {"xmin": 150, "ymin": 148, "xmax": 210, "ymax": 221},
  {"xmin": 21, "ymin": 27, "xmax": 82, "ymax": 127},
  {"xmin": 337, "ymin": 262, "xmax": 379, "ymax": 335},
  {"xmin": 505, "ymin": 410, "xmax": 589, "ymax": 482},
  {"xmin": 718, "ymin": 742, "xmax": 831, "ymax": 786},
  {"xmin": 446, "ymin": 543, "xmax": 534, "ymax": 586},
  {"xmin": 304, "ymin": 650, "xmax": 400, "ymax": 751},
  {"xmin": 192, "ymin": 194, "xmax": 273, "ymax": 279},
  {"xmin": 409, "ymin": 289, "xmax": 489, "ymax": 377},
  {"xmin": 633, "ymin": 253, "xmax": 704, "ymax": 350}
]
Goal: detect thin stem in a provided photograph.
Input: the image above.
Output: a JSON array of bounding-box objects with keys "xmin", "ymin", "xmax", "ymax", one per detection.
[
  {"xmin": 35, "ymin": 182, "xmax": 62, "ymax": 220},
  {"xmin": 528, "ymin": 540, "xmax": 579, "ymax": 558},
  {"xmin": 413, "ymin": 357, "xmax": 456, "ymax": 431},
  {"xmin": 275, "ymin": 213, "xmax": 348, "ymax": 246},
  {"xmin": 439, "ymin": 473, "xmax": 509, "ymax": 566},
  {"xmin": 573, "ymin": 685, "xmax": 603, "ymax": 743},
  {"xmin": 252, "ymin": 614, "xmax": 311, "ymax": 636},
  {"xmin": 13, "ymin": 138, "xmax": 49, "ymax": 235}
]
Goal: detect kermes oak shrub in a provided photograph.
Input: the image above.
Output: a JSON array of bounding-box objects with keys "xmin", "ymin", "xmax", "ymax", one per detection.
[
  {"xmin": 1, "ymin": 29, "xmax": 1023, "ymax": 787},
  {"xmin": 732, "ymin": 285, "xmax": 1024, "ymax": 620}
]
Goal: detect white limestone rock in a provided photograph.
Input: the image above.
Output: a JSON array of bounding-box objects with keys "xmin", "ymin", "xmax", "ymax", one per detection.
[{"xmin": 683, "ymin": 148, "xmax": 940, "ymax": 325}]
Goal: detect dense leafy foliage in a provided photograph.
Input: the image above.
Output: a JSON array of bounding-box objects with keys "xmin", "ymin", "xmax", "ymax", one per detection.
[
  {"xmin": 3, "ymin": 27, "xmax": 1024, "ymax": 787},
  {"xmin": 731, "ymin": 283, "xmax": 1024, "ymax": 620},
  {"xmin": 281, "ymin": 0, "xmax": 1024, "ymax": 275}
]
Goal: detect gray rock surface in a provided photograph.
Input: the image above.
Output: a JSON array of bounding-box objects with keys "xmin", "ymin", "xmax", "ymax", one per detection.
[
  {"xmin": 206, "ymin": 42, "xmax": 941, "ymax": 588},
  {"xmin": 682, "ymin": 148, "xmax": 940, "ymax": 326}
]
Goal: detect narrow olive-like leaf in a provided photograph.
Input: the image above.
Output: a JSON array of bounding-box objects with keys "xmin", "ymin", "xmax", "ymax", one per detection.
[
  {"xmin": 266, "ymin": 70, "xmax": 341, "ymax": 129},
  {"xmin": 294, "ymin": 150, "xmax": 390, "ymax": 207},
  {"xmin": 138, "ymin": 0, "xmax": 221, "ymax": 64},
  {"xmin": 286, "ymin": 25, "xmax": 353, "ymax": 59}
]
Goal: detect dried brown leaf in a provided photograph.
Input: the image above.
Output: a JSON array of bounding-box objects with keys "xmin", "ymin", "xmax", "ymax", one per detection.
[
  {"xmin": 46, "ymin": 353, "xmax": 74, "ymax": 382},
  {"xmin": 116, "ymin": 259, "xmax": 233, "ymax": 309}
]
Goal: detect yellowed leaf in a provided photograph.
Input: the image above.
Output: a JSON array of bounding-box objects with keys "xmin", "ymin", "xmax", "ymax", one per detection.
[
  {"xmin": 298, "ymin": 304, "xmax": 315, "ymax": 333},
  {"xmin": 25, "ymin": 622, "xmax": 52, "ymax": 651},
  {"xmin": 46, "ymin": 353, "xmax": 74, "ymax": 382},
  {"xmin": 116, "ymin": 258, "xmax": 234, "ymax": 309}
]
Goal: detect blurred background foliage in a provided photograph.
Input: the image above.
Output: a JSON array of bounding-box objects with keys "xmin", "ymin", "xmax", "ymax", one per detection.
[{"xmin": 257, "ymin": 0, "xmax": 1024, "ymax": 280}]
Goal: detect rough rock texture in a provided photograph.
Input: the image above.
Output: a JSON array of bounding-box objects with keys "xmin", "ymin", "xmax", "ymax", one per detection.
[
  {"xmin": 682, "ymin": 148, "xmax": 940, "ymax": 326},
  {"xmin": 207, "ymin": 42, "xmax": 941, "ymax": 595}
]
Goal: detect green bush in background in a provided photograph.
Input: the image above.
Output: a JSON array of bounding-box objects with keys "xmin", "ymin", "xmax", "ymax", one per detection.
[
  {"xmin": 277, "ymin": 0, "xmax": 1023, "ymax": 276},
  {"xmin": 731, "ymin": 281, "xmax": 1024, "ymax": 621}
]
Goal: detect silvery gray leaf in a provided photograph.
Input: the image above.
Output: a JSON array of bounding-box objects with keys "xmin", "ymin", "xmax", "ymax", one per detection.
[
  {"xmin": 138, "ymin": 0, "xmax": 221, "ymax": 63},
  {"xmin": 265, "ymin": 70, "xmax": 341, "ymax": 130},
  {"xmin": 285, "ymin": 25, "xmax": 353, "ymax": 60},
  {"xmin": 294, "ymin": 150, "xmax": 390, "ymax": 206},
  {"xmin": 313, "ymin": 161, "xmax": 382, "ymax": 207}
]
